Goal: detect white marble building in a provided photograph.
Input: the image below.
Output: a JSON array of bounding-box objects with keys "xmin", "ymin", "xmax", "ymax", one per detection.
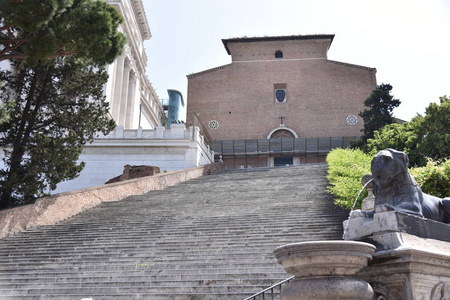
[
  {"xmin": 0, "ymin": 0, "xmax": 214, "ymax": 195},
  {"xmin": 53, "ymin": 0, "xmax": 215, "ymax": 193},
  {"xmin": 54, "ymin": 125, "xmax": 215, "ymax": 193},
  {"xmin": 104, "ymin": 0, "xmax": 164, "ymax": 129}
]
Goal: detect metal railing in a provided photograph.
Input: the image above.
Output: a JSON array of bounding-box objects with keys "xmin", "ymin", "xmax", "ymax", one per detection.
[
  {"xmin": 244, "ymin": 276, "xmax": 294, "ymax": 300},
  {"xmin": 213, "ymin": 136, "xmax": 358, "ymax": 158}
]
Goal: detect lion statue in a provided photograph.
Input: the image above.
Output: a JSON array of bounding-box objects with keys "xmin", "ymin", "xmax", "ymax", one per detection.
[{"xmin": 350, "ymin": 148, "xmax": 450, "ymax": 223}]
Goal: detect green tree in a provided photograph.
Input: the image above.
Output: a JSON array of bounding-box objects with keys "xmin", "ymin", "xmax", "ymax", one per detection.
[
  {"xmin": 0, "ymin": 0, "xmax": 125, "ymax": 66},
  {"xmin": 365, "ymin": 117, "xmax": 421, "ymax": 155},
  {"xmin": 416, "ymin": 96, "xmax": 450, "ymax": 163},
  {"xmin": 0, "ymin": 58, "xmax": 116, "ymax": 208},
  {"xmin": 351, "ymin": 83, "xmax": 401, "ymax": 149},
  {"xmin": 366, "ymin": 96, "xmax": 450, "ymax": 167}
]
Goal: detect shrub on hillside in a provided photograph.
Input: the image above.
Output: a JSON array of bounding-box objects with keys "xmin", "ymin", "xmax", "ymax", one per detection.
[
  {"xmin": 326, "ymin": 149, "xmax": 372, "ymax": 209},
  {"xmin": 410, "ymin": 159, "xmax": 450, "ymax": 199}
]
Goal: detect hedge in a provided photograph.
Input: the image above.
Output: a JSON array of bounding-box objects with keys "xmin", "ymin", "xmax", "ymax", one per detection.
[{"xmin": 326, "ymin": 148, "xmax": 372, "ymax": 209}]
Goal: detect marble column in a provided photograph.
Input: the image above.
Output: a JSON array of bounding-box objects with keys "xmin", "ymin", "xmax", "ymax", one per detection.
[
  {"xmin": 118, "ymin": 60, "xmax": 131, "ymax": 127},
  {"xmin": 125, "ymin": 72, "xmax": 137, "ymax": 129},
  {"xmin": 111, "ymin": 55, "xmax": 125, "ymax": 121}
]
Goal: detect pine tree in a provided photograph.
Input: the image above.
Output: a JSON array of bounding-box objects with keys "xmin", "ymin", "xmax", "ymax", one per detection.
[
  {"xmin": 351, "ymin": 83, "xmax": 401, "ymax": 149},
  {"xmin": 0, "ymin": 0, "xmax": 125, "ymax": 66},
  {"xmin": 0, "ymin": 0, "xmax": 125, "ymax": 208},
  {"xmin": 0, "ymin": 58, "xmax": 116, "ymax": 207}
]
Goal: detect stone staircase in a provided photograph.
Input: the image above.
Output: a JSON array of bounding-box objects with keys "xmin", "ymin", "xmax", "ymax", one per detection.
[{"xmin": 0, "ymin": 163, "xmax": 349, "ymax": 299}]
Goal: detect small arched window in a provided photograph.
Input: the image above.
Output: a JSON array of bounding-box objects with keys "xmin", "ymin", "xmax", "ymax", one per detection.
[{"xmin": 275, "ymin": 50, "xmax": 283, "ymax": 58}]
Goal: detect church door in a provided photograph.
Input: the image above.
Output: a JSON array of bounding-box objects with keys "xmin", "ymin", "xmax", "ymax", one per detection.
[{"xmin": 274, "ymin": 157, "xmax": 293, "ymax": 166}]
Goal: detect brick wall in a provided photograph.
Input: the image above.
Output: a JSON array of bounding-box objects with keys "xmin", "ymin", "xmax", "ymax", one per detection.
[{"xmin": 186, "ymin": 36, "xmax": 376, "ymax": 141}]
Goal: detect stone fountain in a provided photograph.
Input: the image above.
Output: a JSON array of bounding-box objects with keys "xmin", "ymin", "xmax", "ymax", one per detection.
[
  {"xmin": 274, "ymin": 240, "xmax": 375, "ymax": 299},
  {"xmin": 274, "ymin": 149, "xmax": 450, "ymax": 300}
]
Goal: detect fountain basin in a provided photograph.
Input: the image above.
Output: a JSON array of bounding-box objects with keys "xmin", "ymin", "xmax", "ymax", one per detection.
[
  {"xmin": 274, "ymin": 240, "xmax": 375, "ymax": 277},
  {"xmin": 274, "ymin": 240, "xmax": 375, "ymax": 300}
]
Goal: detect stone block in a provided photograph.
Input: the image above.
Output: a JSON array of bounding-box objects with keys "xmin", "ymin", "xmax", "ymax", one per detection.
[
  {"xmin": 343, "ymin": 211, "xmax": 450, "ymax": 245},
  {"xmin": 344, "ymin": 211, "xmax": 450, "ymax": 299},
  {"xmin": 359, "ymin": 243, "xmax": 450, "ymax": 300}
]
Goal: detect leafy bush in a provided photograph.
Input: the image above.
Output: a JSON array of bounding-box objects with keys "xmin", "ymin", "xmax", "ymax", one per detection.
[
  {"xmin": 410, "ymin": 159, "xmax": 450, "ymax": 198},
  {"xmin": 326, "ymin": 149, "xmax": 372, "ymax": 209}
]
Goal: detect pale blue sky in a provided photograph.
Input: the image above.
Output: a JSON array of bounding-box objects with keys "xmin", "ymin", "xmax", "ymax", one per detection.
[{"xmin": 143, "ymin": 0, "xmax": 450, "ymax": 121}]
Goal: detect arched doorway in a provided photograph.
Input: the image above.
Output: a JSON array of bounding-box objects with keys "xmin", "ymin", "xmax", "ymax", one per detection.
[
  {"xmin": 267, "ymin": 125, "xmax": 298, "ymax": 139},
  {"xmin": 270, "ymin": 129, "xmax": 296, "ymax": 139},
  {"xmin": 267, "ymin": 126, "xmax": 300, "ymax": 167}
]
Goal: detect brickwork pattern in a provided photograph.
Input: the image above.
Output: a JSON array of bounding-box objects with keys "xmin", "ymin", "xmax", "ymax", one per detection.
[{"xmin": 187, "ymin": 36, "xmax": 377, "ymax": 141}]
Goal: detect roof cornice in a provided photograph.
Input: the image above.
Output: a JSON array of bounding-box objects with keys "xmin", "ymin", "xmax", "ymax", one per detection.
[
  {"xmin": 131, "ymin": 0, "xmax": 151, "ymax": 40},
  {"xmin": 328, "ymin": 60, "xmax": 377, "ymax": 72},
  {"xmin": 187, "ymin": 64, "xmax": 233, "ymax": 79},
  {"xmin": 222, "ymin": 34, "xmax": 335, "ymax": 55}
]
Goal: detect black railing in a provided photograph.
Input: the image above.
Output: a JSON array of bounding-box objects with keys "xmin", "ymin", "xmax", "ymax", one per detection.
[
  {"xmin": 244, "ymin": 276, "xmax": 294, "ymax": 300},
  {"xmin": 213, "ymin": 136, "xmax": 358, "ymax": 158}
]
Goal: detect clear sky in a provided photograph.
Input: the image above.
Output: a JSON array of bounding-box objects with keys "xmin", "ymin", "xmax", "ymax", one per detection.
[{"xmin": 143, "ymin": 0, "xmax": 450, "ymax": 122}]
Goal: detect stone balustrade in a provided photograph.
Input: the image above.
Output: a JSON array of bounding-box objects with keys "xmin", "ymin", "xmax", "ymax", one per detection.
[
  {"xmin": 96, "ymin": 124, "xmax": 196, "ymax": 140},
  {"xmin": 53, "ymin": 124, "xmax": 214, "ymax": 193}
]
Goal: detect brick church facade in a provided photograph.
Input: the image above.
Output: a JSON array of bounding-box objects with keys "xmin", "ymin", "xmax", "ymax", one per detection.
[{"xmin": 186, "ymin": 34, "xmax": 377, "ymax": 168}]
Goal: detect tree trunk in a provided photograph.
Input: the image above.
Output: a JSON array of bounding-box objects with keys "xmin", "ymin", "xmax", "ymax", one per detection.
[{"xmin": 0, "ymin": 64, "xmax": 51, "ymax": 207}]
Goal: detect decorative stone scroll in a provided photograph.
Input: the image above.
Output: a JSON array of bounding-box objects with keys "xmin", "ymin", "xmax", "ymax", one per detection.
[{"xmin": 431, "ymin": 283, "xmax": 449, "ymax": 300}]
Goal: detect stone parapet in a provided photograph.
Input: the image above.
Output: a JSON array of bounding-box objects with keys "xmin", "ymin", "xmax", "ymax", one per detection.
[
  {"xmin": 0, "ymin": 163, "xmax": 222, "ymax": 239},
  {"xmin": 359, "ymin": 241, "xmax": 450, "ymax": 299},
  {"xmin": 344, "ymin": 211, "xmax": 450, "ymax": 299},
  {"xmin": 344, "ymin": 211, "xmax": 450, "ymax": 246},
  {"xmin": 97, "ymin": 124, "xmax": 194, "ymax": 140},
  {"xmin": 52, "ymin": 124, "xmax": 215, "ymax": 193}
]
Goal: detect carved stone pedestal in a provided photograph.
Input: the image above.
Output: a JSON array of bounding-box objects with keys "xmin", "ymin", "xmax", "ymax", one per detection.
[
  {"xmin": 344, "ymin": 211, "xmax": 450, "ymax": 300},
  {"xmin": 274, "ymin": 241, "xmax": 375, "ymax": 300}
]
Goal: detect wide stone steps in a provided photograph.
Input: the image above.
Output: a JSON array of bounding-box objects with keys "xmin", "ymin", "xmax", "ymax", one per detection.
[
  {"xmin": 0, "ymin": 284, "xmax": 269, "ymax": 294},
  {"xmin": 0, "ymin": 271, "xmax": 284, "ymax": 283},
  {"xmin": 1, "ymin": 292, "xmax": 255, "ymax": 300},
  {"xmin": 0, "ymin": 164, "xmax": 349, "ymax": 299},
  {"xmin": 0, "ymin": 277, "xmax": 282, "ymax": 286},
  {"xmin": 0, "ymin": 223, "xmax": 340, "ymax": 239}
]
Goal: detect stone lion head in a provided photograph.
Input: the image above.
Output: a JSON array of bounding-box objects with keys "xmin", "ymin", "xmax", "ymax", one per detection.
[{"xmin": 371, "ymin": 149, "xmax": 417, "ymax": 199}]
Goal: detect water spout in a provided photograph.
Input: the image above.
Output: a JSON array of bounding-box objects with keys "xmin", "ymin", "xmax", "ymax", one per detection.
[{"xmin": 350, "ymin": 177, "xmax": 374, "ymax": 212}]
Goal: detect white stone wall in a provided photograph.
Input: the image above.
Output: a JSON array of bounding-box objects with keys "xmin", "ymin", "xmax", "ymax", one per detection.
[{"xmin": 53, "ymin": 125, "xmax": 214, "ymax": 194}]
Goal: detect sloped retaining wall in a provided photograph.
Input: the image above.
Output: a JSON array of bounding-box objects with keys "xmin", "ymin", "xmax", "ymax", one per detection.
[{"xmin": 0, "ymin": 163, "xmax": 222, "ymax": 238}]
